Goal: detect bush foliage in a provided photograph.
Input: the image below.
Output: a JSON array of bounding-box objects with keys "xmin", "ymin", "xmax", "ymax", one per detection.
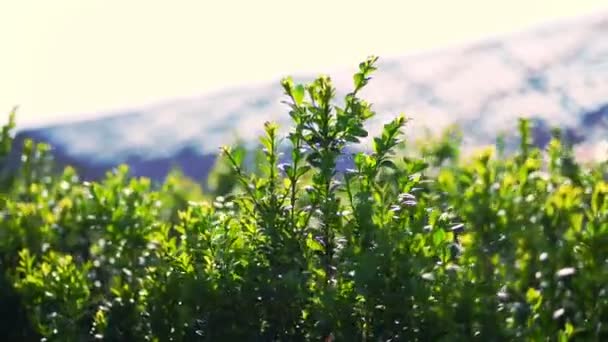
[{"xmin": 1, "ymin": 57, "xmax": 607, "ymax": 341}]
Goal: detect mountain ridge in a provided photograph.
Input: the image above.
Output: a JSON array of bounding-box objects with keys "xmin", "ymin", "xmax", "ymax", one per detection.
[{"xmin": 12, "ymin": 11, "xmax": 608, "ymax": 182}]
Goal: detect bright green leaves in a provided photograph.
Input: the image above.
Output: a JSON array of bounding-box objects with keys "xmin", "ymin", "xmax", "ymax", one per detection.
[
  {"xmin": 2, "ymin": 57, "xmax": 608, "ymax": 341},
  {"xmin": 1, "ymin": 107, "xmax": 16, "ymax": 158},
  {"xmin": 546, "ymin": 183, "xmax": 583, "ymax": 214},
  {"xmin": 558, "ymin": 322, "xmax": 575, "ymax": 342},
  {"xmin": 518, "ymin": 118, "xmax": 533, "ymax": 161},
  {"xmin": 293, "ymin": 84, "xmax": 306, "ymax": 106},
  {"xmin": 14, "ymin": 249, "xmax": 91, "ymax": 339},
  {"xmin": 432, "ymin": 228, "xmax": 447, "ymax": 247},
  {"xmin": 335, "ymin": 97, "xmax": 373, "ymax": 145},
  {"xmin": 306, "ymin": 234, "xmax": 325, "ymax": 253},
  {"xmin": 526, "ymin": 287, "xmax": 543, "ymax": 312},
  {"xmin": 335, "ymin": 59, "xmax": 380, "ymax": 147},
  {"xmin": 373, "ymin": 115, "xmax": 407, "ymax": 160},
  {"xmin": 353, "ymin": 56, "xmax": 379, "ymax": 91},
  {"xmin": 590, "ymin": 181, "xmax": 608, "ymax": 216},
  {"xmin": 281, "ymin": 76, "xmax": 306, "ymax": 106}
]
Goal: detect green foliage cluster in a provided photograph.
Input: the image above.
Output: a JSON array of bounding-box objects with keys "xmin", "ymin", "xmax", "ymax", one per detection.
[{"xmin": 1, "ymin": 57, "xmax": 607, "ymax": 341}]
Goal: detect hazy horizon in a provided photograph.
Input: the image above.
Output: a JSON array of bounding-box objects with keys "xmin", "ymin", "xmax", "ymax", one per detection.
[{"xmin": 2, "ymin": 1, "xmax": 607, "ymax": 128}]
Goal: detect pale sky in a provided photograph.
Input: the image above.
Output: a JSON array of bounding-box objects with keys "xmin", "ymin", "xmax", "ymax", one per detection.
[{"xmin": 1, "ymin": 0, "xmax": 606, "ymax": 127}]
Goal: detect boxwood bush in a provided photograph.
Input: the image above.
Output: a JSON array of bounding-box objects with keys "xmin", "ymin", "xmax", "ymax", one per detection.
[{"xmin": 1, "ymin": 57, "xmax": 607, "ymax": 341}]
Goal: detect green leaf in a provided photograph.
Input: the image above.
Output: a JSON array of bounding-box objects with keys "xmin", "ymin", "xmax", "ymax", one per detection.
[
  {"xmin": 353, "ymin": 72, "xmax": 364, "ymax": 89},
  {"xmin": 293, "ymin": 84, "xmax": 306, "ymax": 105},
  {"xmin": 432, "ymin": 229, "xmax": 446, "ymax": 247},
  {"xmin": 306, "ymin": 235, "xmax": 324, "ymax": 252}
]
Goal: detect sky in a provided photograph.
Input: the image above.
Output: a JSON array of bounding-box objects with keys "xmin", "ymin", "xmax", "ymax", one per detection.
[{"xmin": 1, "ymin": 0, "xmax": 607, "ymax": 127}]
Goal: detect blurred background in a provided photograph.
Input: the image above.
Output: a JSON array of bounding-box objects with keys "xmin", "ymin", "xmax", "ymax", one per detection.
[{"xmin": 1, "ymin": 0, "xmax": 607, "ymax": 182}]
